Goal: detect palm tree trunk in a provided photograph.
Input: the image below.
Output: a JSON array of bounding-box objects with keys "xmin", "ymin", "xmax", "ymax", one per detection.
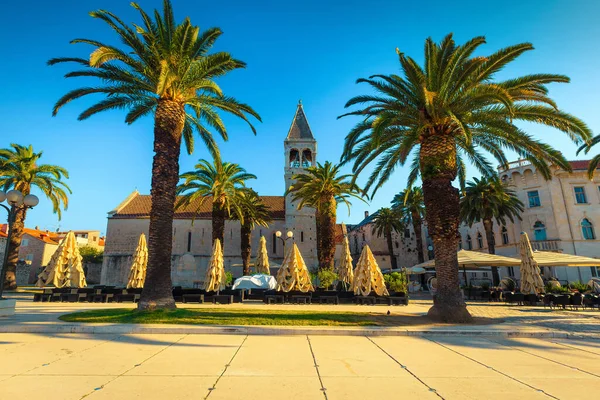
[
  {"xmin": 241, "ymin": 224, "xmax": 252, "ymax": 275},
  {"xmin": 420, "ymin": 134, "xmax": 472, "ymax": 323},
  {"xmin": 3, "ymin": 207, "xmax": 27, "ymax": 290},
  {"xmin": 386, "ymin": 228, "xmax": 398, "ymax": 269},
  {"xmin": 212, "ymin": 202, "xmax": 226, "ymax": 245},
  {"xmin": 318, "ymin": 195, "xmax": 336, "ymax": 270},
  {"xmin": 138, "ymin": 100, "xmax": 185, "ymax": 311},
  {"xmin": 483, "ymin": 218, "xmax": 500, "ymax": 286},
  {"xmin": 412, "ymin": 213, "xmax": 425, "ymax": 264}
]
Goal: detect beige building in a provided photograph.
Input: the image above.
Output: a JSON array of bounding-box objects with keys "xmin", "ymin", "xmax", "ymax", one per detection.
[
  {"xmin": 101, "ymin": 103, "xmax": 321, "ymax": 286},
  {"xmin": 347, "ymin": 160, "xmax": 600, "ymax": 286},
  {"xmin": 459, "ymin": 160, "xmax": 600, "ymax": 284},
  {"xmin": 56, "ymin": 230, "xmax": 105, "ymax": 249},
  {"xmin": 347, "ymin": 211, "xmax": 430, "ymax": 271}
]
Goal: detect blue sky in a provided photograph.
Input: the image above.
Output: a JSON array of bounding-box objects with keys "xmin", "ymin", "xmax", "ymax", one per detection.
[{"xmin": 1, "ymin": 0, "xmax": 599, "ymax": 234}]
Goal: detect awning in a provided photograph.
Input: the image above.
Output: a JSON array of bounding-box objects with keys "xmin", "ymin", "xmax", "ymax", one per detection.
[
  {"xmin": 532, "ymin": 251, "xmax": 600, "ymax": 267},
  {"xmin": 413, "ymin": 249, "xmax": 521, "ymax": 269}
]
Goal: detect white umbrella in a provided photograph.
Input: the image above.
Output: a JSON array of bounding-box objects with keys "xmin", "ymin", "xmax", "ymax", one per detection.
[
  {"xmin": 37, "ymin": 231, "xmax": 86, "ymax": 288},
  {"xmin": 127, "ymin": 233, "xmax": 148, "ymax": 289},
  {"xmin": 336, "ymin": 223, "xmax": 354, "ymax": 286},
  {"xmin": 204, "ymin": 239, "xmax": 226, "ymax": 292},
  {"xmin": 254, "ymin": 236, "xmax": 270, "ymax": 275},
  {"xmin": 519, "ymin": 232, "xmax": 544, "ymax": 294},
  {"xmin": 352, "ymin": 245, "xmax": 389, "ymax": 296},
  {"xmin": 275, "ymin": 243, "xmax": 314, "ymax": 293}
]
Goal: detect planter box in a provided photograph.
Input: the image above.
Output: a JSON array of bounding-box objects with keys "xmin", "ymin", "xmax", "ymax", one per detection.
[{"xmin": 0, "ymin": 299, "xmax": 16, "ymax": 317}]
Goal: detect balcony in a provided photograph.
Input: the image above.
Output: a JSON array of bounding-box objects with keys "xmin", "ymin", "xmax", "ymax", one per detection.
[
  {"xmin": 497, "ymin": 159, "xmax": 532, "ymax": 172},
  {"xmin": 531, "ymin": 240, "xmax": 561, "ymax": 252}
]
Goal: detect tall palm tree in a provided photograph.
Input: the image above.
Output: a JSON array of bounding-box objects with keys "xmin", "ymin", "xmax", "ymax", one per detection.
[
  {"xmin": 340, "ymin": 34, "xmax": 591, "ymax": 322},
  {"xmin": 460, "ymin": 175, "xmax": 524, "ymax": 285},
  {"xmin": 392, "ymin": 187, "xmax": 425, "ymax": 264},
  {"xmin": 0, "ymin": 144, "xmax": 70, "ymax": 289},
  {"xmin": 49, "ymin": 1, "xmax": 260, "ymax": 310},
  {"xmin": 233, "ymin": 190, "xmax": 272, "ymax": 275},
  {"xmin": 287, "ymin": 161, "xmax": 365, "ymax": 270},
  {"xmin": 577, "ymin": 135, "xmax": 600, "ymax": 178},
  {"xmin": 371, "ymin": 208, "xmax": 403, "ymax": 270},
  {"xmin": 177, "ymin": 159, "xmax": 256, "ymax": 245}
]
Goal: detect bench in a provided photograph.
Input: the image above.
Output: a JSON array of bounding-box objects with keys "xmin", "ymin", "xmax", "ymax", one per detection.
[
  {"xmin": 318, "ymin": 295, "xmax": 339, "ymax": 305},
  {"xmin": 212, "ymin": 294, "xmax": 234, "ymax": 304},
  {"xmin": 290, "ymin": 295, "xmax": 311, "ymax": 304},
  {"xmin": 265, "ymin": 295, "xmax": 285, "ymax": 304},
  {"xmin": 355, "ymin": 296, "xmax": 376, "ymax": 305}
]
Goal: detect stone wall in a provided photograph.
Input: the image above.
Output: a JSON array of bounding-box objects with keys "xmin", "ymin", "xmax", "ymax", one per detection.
[
  {"xmin": 84, "ymin": 263, "xmax": 103, "ymax": 285},
  {"xmin": 15, "ymin": 261, "xmax": 31, "ymax": 286}
]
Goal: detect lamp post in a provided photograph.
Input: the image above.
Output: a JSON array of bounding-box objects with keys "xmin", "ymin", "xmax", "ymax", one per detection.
[
  {"xmin": 0, "ymin": 190, "xmax": 39, "ymax": 299},
  {"xmin": 275, "ymin": 230, "xmax": 294, "ymax": 254}
]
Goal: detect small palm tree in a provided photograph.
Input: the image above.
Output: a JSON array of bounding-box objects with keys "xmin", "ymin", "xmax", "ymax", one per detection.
[
  {"xmin": 233, "ymin": 190, "xmax": 272, "ymax": 275},
  {"xmin": 0, "ymin": 144, "xmax": 70, "ymax": 289},
  {"xmin": 577, "ymin": 135, "xmax": 600, "ymax": 178},
  {"xmin": 49, "ymin": 1, "xmax": 260, "ymax": 310},
  {"xmin": 371, "ymin": 208, "xmax": 404, "ymax": 270},
  {"xmin": 287, "ymin": 161, "xmax": 365, "ymax": 270},
  {"xmin": 340, "ymin": 34, "xmax": 591, "ymax": 322},
  {"xmin": 460, "ymin": 175, "xmax": 524, "ymax": 285},
  {"xmin": 392, "ymin": 187, "xmax": 425, "ymax": 264},
  {"xmin": 177, "ymin": 159, "xmax": 256, "ymax": 245}
]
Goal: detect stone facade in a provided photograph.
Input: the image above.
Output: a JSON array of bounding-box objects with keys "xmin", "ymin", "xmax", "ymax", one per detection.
[{"xmin": 101, "ymin": 103, "xmax": 320, "ymax": 287}]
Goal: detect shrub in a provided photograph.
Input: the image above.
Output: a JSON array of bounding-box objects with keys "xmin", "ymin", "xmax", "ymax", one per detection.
[
  {"xmin": 225, "ymin": 271, "xmax": 234, "ymax": 286},
  {"xmin": 500, "ymin": 277, "xmax": 516, "ymax": 291},
  {"xmin": 79, "ymin": 245, "xmax": 103, "ymax": 264},
  {"xmin": 569, "ymin": 281, "xmax": 590, "ymax": 293},
  {"xmin": 384, "ymin": 271, "xmax": 408, "ymax": 293},
  {"xmin": 317, "ymin": 269, "xmax": 338, "ymax": 289}
]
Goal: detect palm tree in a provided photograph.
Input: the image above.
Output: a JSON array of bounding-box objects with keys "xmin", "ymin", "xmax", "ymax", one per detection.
[
  {"xmin": 287, "ymin": 161, "xmax": 365, "ymax": 270},
  {"xmin": 392, "ymin": 187, "xmax": 425, "ymax": 264},
  {"xmin": 49, "ymin": 1, "xmax": 260, "ymax": 310},
  {"xmin": 0, "ymin": 144, "xmax": 70, "ymax": 289},
  {"xmin": 233, "ymin": 190, "xmax": 272, "ymax": 275},
  {"xmin": 340, "ymin": 34, "xmax": 591, "ymax": 322},
  {"xmin": 577, "ymin": 135, "xmax": 600, "ymax": 178},
  {"xmin": 177, "ymin": 159, "xmax": 256, "ymax": 245},
  {"xmin": 460, "ymin": 175, "xmax": 524, "ymax": 285},
  {"xmin": 371, "ymin": 208, "xmax": 403, "ymax": 270}
]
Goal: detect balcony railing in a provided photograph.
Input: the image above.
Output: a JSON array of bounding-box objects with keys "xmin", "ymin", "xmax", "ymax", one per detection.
[
  {"xmin": 531, "ymin": 240, "xmax": 561, "ymax": 252},
  {"xmin": 497, "ymin": 159, "xmax": 532, "ymax": 172}
]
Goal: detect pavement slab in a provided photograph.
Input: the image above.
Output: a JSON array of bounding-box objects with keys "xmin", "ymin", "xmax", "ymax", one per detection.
[
  {"xmin": 209, "ymin": 376, "xmax": 324, "ymax": 400},
  {"xmin": 224, "ymin": 335, "xmax": 316, "ymax": 377},
  {"xmin": 309, "ymin": 336, "xmax": 408, "ymax": 377},
  {"xmin": 125, "ymin": 334, "xmax": 244, "ymax": 376},
  {"xmin": 86, "ymin": 376, "xmax": 217, "ymax": 399},
  {"xmin": 1, "ymin": 375, "xmax": 114, "ymax": 400},
  {"xmin": 322, "ymin": 376, "xmax": 439, "ymax": 400}
]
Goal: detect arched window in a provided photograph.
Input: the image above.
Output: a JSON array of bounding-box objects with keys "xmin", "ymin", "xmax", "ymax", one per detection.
[
  {"xmin": 289, "ymin": 149, "xmax": 300, "ymax": 168},
  {"xmin": 477, "ymin": 232, "xmax": 484, "ymax": 248},
  {"xmin": 466, "ymin": 235, "xmax": 472, "ymax": 250},
  {"xmin": 458, "ymin": 239, "xmax": 463, "ymax": 250},
  {"xmin": 533, "ymin": 221, "xmax": 547, "ymax": 241},
  {"xmin": 501, "ymin": 227, "xmax": 509, "ymax": 245},
  {"xmin": 301, "ymin": 149, "xmax": 312, "ymax": 168},
  {"xmin": 272, "ymin": 232, "xmax": 277, "ymax": 253},
  {"xmin": 582, "ymin": 218, "xmax": 596, "ymax": 240}
]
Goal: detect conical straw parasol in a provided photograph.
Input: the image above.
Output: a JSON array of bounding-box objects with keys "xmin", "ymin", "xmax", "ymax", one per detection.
[
  {"xmin": 254, "ymin": 236, "xmax": 270, "ymax": 274},
  {"xmin": 352, "ymin": 245, "xmax": 389, "ymax": 296},
  {"xmin": 37, "ymin": 231, "xmax": 86, "ymax": 288},
  {"xmin": 336, "ymin": 224, "xmax": 353, "ymax": 287},
  {"xmin": 204, "ymin": 239, "xmax": 226, "ymax": 292},
  {"xmin": 276, "ymin": 243, "xmax": 314, "ymax": 292},
  {"xmin": 127, "ymin": 233, "xmax": 148, "ymax": 289},
  {"xmin": 519, "ymin": 232, "xmax": 544, "ymax": 294}
]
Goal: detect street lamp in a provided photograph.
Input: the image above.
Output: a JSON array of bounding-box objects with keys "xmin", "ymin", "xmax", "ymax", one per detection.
[
  {"xmin": 275, "ymin": 230, "xmax": 294, "ymax": 253},
  {"xmin": 0, "ymin": 190, "xmax": 39, "ymax": 299}
]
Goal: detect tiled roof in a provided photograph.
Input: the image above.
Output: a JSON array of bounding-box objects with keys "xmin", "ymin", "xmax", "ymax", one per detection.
[
  {"xmin": 286, "ymin": 102, "xmax": 315, "ymax": 140},
  {"xmin": 0, "ymin": 224, "xmax": 60, "ymax": 245},
  {"xmin": 111, "ymin": 193, "xmax": 286, "ymax": 220},
  {"xmin": 569, "ymin": 160, "xmax": 600, "ymax": 171}
]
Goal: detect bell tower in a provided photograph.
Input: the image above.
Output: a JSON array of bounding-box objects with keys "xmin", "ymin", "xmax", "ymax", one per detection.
[{"xmin": 284, "ymin": 101, "xmax": 318, "ymax": 266}]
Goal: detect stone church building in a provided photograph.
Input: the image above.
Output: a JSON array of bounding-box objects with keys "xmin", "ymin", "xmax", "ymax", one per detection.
[{"xmin": 101, "ymin": 103, "xmax": 321, "ymax": 286}]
